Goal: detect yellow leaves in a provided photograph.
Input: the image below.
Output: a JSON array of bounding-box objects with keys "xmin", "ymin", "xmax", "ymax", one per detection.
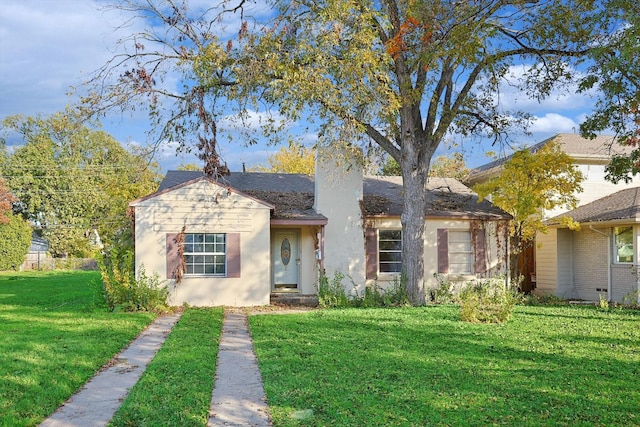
[
  {"xmin": 258, "ymin": 143, "xmax": 315, "ymax": 174},
  {"xmin": 473, "ymin": 140, "xmax": 584, "ymax": 243}
]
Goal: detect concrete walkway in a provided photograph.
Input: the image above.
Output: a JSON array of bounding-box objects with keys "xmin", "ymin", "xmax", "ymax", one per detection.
[
  {"xmin": 40, "ymin": 310, "xmax": 271, "ymax": 427},
  {"xmin": 209, "ymin": 311, "xmax": 272, "ymax": 426},
  {"xmin": 40, "ymin": 313, "xmax": 182, "ymax": 427}
]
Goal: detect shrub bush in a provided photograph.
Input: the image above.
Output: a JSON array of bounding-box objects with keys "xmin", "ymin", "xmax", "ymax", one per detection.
[
  {"xmin": 523, "ymin": 293, "xmax": 569, "ymax": 306},
  {"xmin": 0, "ymin": 214, "xmax": 31, "ymax": 270},
  {"xmin": 458, "ymin": 278, "xmax": 522, "ymax": 324},
  {"xmin": 317, "ymin": 270, "xmax": 350, "ymax": 308},
  {"xmin": 317, "ymin": 270, "xmax": 410, "ymax": 308},
  {"xmin": 98, "ymin": 246, "xmax": 169, "ymax": 312},
  {"xmin": 431, "ymin": 274, "xmax": 456, "ymax": 304}
]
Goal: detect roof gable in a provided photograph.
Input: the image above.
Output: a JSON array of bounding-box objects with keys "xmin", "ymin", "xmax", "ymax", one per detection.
[{"xmin": 130, "ymin": 176, "xmax": 274, "ymax": 210}]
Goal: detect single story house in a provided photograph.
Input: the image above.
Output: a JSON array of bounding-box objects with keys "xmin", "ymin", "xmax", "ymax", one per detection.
[
  {"xmin": 129, "ymin": 149, "xmax": 511, "ymax": 306},
  {"xmin": 539, "ymin": 186, "xmax": 640, "ymax": 304}
]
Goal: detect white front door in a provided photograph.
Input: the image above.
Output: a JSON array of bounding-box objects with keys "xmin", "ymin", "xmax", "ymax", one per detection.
[{"xmin": 272, "ymin": 231, "xmax": 299, "ymax": 290}]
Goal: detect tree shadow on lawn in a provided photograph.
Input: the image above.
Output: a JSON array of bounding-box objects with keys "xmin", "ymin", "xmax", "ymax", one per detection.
[
  {"xmin": 254, "ymin": 308, "xmax": 639, "ymax": 426},
  {"xmin": 0, "ymin": 271, "xmax": 154, "ymax": 426}
]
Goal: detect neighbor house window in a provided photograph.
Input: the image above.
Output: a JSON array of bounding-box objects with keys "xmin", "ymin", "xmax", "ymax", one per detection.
[
  {"xmin": 448, "ymin": 230, "xmax": 472, "ymax": 274},
  {"xmin": 184, "ymin": 233, "xmax": 226, "ymax": 275},
  {"xmin": 379, "ymin": 230, "xmax": 402, "ymax": 273},
  {"xmin": 614, "ymin": 227, "xmax": 633, "ymax": 263}
]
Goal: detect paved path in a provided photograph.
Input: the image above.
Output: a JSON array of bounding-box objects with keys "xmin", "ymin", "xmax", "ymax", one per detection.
[
  {"xmin": 40, "ymin": 313, "xmax": 182, "ymax": 427},
  {"xmin": 209, "ymin": 311, "xmax": 272, "ymax": 426},
  {"xmin": 39, "ymin": 310, "xmax": 271, "ymax": 427}
]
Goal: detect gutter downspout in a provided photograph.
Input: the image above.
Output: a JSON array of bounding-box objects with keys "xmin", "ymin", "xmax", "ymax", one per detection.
[{"xmin": 589, "ymin": 226, "xmax": 611, "ymax": 301}]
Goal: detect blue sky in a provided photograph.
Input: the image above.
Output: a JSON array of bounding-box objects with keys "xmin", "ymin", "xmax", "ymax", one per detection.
[{"xmin": 0, "ymin": 0, "xmax": 603, "ymax": 173}]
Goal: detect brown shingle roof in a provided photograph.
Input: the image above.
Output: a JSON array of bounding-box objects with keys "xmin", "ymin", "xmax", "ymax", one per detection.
[
  {"xmin": 550, "ymin": 186, "xmax": 640, "ymax": 225},
  {"xmin": 152, "ymin": 171, "xmax": 510, "ymax": 220}
]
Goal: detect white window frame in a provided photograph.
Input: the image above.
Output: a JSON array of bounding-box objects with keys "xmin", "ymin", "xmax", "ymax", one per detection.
[
  {"xmin": 448, "ymin": 230, "xmax": 473, "ymax": 275},
  {"xmin": 184, "ymin": 233, "xmax": 227, "ymax": 276},
  {"xmin": 378, "ymin": 229, "xmax": 402, "ymax": 274},
  {"xmin": 613, "ymin": 226, "xmax": 634, "ymax": 264}
]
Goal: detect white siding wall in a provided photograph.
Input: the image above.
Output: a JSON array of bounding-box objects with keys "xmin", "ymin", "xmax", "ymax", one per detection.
[
  {"xmin": 545, "ymin": 164, "xmax": 640, "ymax": 219},
  {"xmin": 132, "ymin": 179, "xmax": 272, "ymax": 307},
  {"xmin": 555, "ymin": 228, "xmax": 575, "ymax": 299},
  {"xmin": 535, "ymin": 229, "xmax": 559, "ymax": 295}
]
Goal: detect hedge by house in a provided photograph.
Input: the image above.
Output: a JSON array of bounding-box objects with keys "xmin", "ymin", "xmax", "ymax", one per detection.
[{"xmin": 0, "ymin": 214, "xmax": 31, "ymax": 270}]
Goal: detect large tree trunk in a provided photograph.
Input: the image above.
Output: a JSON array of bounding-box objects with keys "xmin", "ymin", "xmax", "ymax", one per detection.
[{"xmin": 399, "ymin": 132, "xmax": 432, "ymax": 305}]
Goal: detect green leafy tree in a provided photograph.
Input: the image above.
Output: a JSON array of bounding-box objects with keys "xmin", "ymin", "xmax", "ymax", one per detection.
[
  {"xmin": 2, "ymin": 112, "xmax": 161, "ymax": 257},
  {"xmin": 85, "ymin": 0, "xmax": 613, "ymax": 304},
  {"xmin": 0, "ymin": 213, "xmax": 31, "ymax": 270},
  {"xmin": 254, "ymin": 143, "xmax": 315, "ymax": 174},
  {"xmin": 474, "ymin": 140, "xmax": 583, "ymax": 278},
  {"xmin": 579, "ymin": 0, "xmax": 640, "ymax": 183}
]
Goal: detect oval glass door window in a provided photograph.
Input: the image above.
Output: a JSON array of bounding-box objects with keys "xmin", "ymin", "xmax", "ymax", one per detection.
[{"xmin": 281, "ymin": 238, "xmax": 291, "ymax": 265}]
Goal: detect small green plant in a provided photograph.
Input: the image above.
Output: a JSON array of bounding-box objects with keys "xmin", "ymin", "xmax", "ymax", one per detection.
[
  {"xmin": 458, "ymin": 277, "xmax": 522, "ymax": 324},
  {"xmin": 598, "ymin": 293, "xmax": 610, "ymax": 310},
  {"xmin": 317, "ymin": 270, "xmax": 350, "ymax": 308},
  {"xmin": 523, "ymin": 293, "xmax": 569, "ymax": 306},
  {"xmin": 431, "ymin": 274, "xmax": 456, "ymax": 304},
  {"xmin": 357, "ymin": 276, "xmax": 410, "ymax": 308},
  {"xmin": 621, "ymin": 290, "xmax": 640, "ymax": 309},
  {"xmin": 318, "ymin": 271, "xmax": 410, "ymax": 308},
  {"xmin": 98, "ymin": 246, "xmax": 169, "ymax": 312}
]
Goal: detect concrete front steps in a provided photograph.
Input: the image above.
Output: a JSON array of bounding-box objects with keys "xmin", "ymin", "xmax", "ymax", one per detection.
[{"xmin": 270, "ymin": 293, "xmax": 319, "ymax": 307}]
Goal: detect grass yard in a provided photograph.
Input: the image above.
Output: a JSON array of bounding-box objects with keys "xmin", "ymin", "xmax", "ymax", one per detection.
[
  {"xmin": 0, "ymin": 271, "xmax": 155, "ymax": 426},
  {"xmin": 109, "ymin": 307, "xmax": 224, "ymax": 426},
  {"xmin": 250, "ymin": 306, "xmax": 640, "ymax": 427}
]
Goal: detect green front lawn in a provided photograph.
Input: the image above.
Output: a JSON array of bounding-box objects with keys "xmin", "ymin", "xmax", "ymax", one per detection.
[
  {"xmin": 251, "ymin": 306, "xmax": 640, "ymax": 427},
  {"xmin": 110, "ymin": 307, "xmax": 224, "ymax": 426},
  {"xmin": 0, "ymin": 271, "xmax": 155, "ymax": 426}
]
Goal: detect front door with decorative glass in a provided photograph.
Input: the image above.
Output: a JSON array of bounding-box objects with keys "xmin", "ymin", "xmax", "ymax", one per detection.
[{"xmin": 272, "ymin": 231, "xmax": 299, "ymax": 290}]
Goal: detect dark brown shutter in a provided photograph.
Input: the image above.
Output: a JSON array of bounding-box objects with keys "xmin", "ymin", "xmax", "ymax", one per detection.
[
  {"xmin": 226, "ymin": 233, "xmax": 241, "ymax": 278},
  {"xmin": 473, "ymin": 227, "xmax": 487, "ymax": 274},
  {"xmin": 365, "ymin": 228, "xmax": 378, "ymax": 279},
  {"xmin": 437, "ymin": 229, "xmax": 449, "ymax": 274},
  {"xmin": 166, "ymin": 233, "xmax": 180, "ymax": 279}
]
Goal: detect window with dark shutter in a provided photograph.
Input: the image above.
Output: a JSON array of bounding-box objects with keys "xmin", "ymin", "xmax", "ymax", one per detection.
[{"xmin": 166, "ymin": 232, "xmax": 241, "ymax": 278}]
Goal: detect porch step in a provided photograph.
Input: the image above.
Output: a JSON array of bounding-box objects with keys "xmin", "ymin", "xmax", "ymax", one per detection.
[{"xmin": 270, "ymin": 293, "xmax": 319, "ymax": 307}]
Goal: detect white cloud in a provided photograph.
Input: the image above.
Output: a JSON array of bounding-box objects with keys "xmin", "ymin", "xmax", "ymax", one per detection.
[
  {"xmin": 529, "ymin": 113, "xmax": 579, "ymax": 133},
  {"xmin": 497, "ymin": 64, "xmax": 594, "ymax": 113}
]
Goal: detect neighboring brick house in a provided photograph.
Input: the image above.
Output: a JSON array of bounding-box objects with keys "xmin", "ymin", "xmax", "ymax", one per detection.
[
  {"xmin": 129, "ymin": 149, "xmax": 511, "ymax": 307},
  {"xmin": 543, "ymin": 187, "xmax": 640, "ymax": 304},
  {"xmin": 467, "ymin": 133, "xmax": 640, "ymax": 302}
]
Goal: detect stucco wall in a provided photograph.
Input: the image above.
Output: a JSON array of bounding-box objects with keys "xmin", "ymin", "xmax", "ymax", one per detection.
[
  {"xmin": 366, "ymin": 217, "xmax": 509, "ymax": 296},
  {"xmin": 314, "ymin": 146, "xmax": 365, "ymax": 296},
  {"xmin": 132, "ymin": 179, "xmax": 272, "ymax": 307}
]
